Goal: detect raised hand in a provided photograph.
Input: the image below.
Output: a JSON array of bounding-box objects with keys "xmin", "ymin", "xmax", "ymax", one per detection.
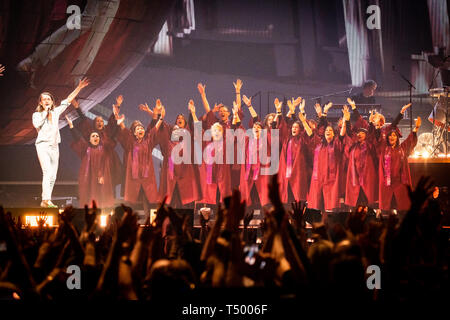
[
  {"xmin": 65, "ymin": 115, "xmax": 73, "ymax": 129},
  {"xmin": 342, "ymin": 105, "xmax": 350, "ymax": 121},
  {"xmin": 407, "ymin": 176, "xmax": 434, "ymax": 212},
  {"xmin": 268, "ymin": 174, "xmax": 283, "ymax": 211},
  {"xmin": 139, "ymin": 103, "xmax": 153, "ymax": 116},
  {"xmin": 291, "ymin": 200, "xmax": 306, "ymax": 230},
  {"xmin": 242, "ymin": 95, "xmax": 252, "ymax": 106},
  {"xmin": 154, "ymin": 99, "xmax": 163, "ymax": 115},
  {"xmin": 197, "ymin": 83, "xmax": 206, "ymax": 96},
  {"xmin": 117, "ymin": 205, "xmax": 138, "ymax": 242},
  {"xmin": 84, "ymin": 200, "xmax": 98, "ymax": 232},
  {"xmin": 347, "ymin": 97, "xmax": 356, "ymax": 110},
  {"xmin": 233, "ymin": 79, "xmax": 243, "ymax": 92},
  {"xmin": 154, "ymin": 196, "xmax": 168, "ymax": 229},
  {"xmin": 188, "ymin": 99, "xmax": 196, "ymax": 113},
  {"xmin": 413, "ymin": 116, "xmax": 421, "ymax": 132},
  {"xmin": 400, "ymin": 103, "xmax": 412, "ymax": 115},
  {"xmin": 212, "ymin": 103, "xmax": 222, "ymax": 113},
  {"xmin": 0, "ymin": 64, "xmax": 5, "ymax": 76},
  {"xmin": 299, "ymin": 98, "xmax": 305, "ymax": 113},
  {"xmin": 116, "ymin": 95, "xmax": 123, "ymax": 107},
  {"xmin": 323, "ymin": 101, "xmax": 333, "ymax": 114},
  {"xmin": 287, "ymin": 99, "xmax": 296, "ymax": 115},
  {"xmin": 78, "ymin": 77, "xmax": 90, "ymax": 89},
  {"xmin": 226, "ymin": 189, "xmax": 246, "ymax": 231},
  {"xmin": 369, "ymin": 110, "xmax": 376, "ymax": 124},
  {"xmin": 292, "ymin": 96, "xmax": 302, "ymax": 107},
  {"xmin": 274, "ymin": 98, "xmax": 282, "ymax": 113},
  {"xmin": 268, "ymin": 174, "xmax": 284, "ymax": 226},
  {"xmin": 314, "ymin": 103, "xmax": 322, "ymax": 117}
]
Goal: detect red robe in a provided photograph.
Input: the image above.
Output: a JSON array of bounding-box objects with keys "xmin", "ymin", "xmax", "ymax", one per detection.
[
  {"xmin": 278, "ymin": 133, "xmax": 312, "ymax": 203},
  {"xmin": 77, "ymin": 111, "xmax": 123, "ymax": 187},
  {"xmin": 344, "ymin": 138, "xmax": 378, "ymax": 207},
  {"xmin": 239, "ymin": 134, "xmax": 272, "ymax": 206},
  {"xmin": 203, "ymin": 110, "xmax": 244, "ymax": 189},
  {"xmin": 71, "ymin": 135, "xmax": 115, "ymax": 208},
  {"xmin": 276, "ymin": 115, "xmax": 312, "ymax": 203},
  {"xmin": 157, "ymin": 121, "xmax": 202, "ymax": 206},
  {"xmin": 377, "ymin": 132, "xmax": 417, "ymax": 211},
  {"xmin": 117, "ymin": 125, "xmax": 159, "ymax": 204},
  {"xmin": 307, "ymin": 136, "xmax": 344, "ymax": 211},
  {"xmin": 198, "ymin": 138, "xmax": 232, "ymax": 204}
]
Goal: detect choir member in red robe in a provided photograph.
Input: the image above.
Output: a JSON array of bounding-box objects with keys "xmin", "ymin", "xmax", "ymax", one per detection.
[
  {"xmin": 307, "ymin": 106, "xmax": 349, "ymax": 212},
  {"xmin": 278, "ymin": 112, "xmax": 313, "ymax": 204},
  {"xmin": 238, "ymin": 121, "xmax": 272, "ymax": 206},
  {"xmin": 66, "ymin": 116, "xmax": 116, "ymax": 208},
  {"xmin": 197, "ymin": 81, "xmax": 245, "ymax": 190},
  {"xmin": 198, "ymin": 122, "xmax": 232, "ymax": 205},
  {"xmin": 115, "ymin": 109, "xmax": 164, "ymax": 207},
  {"xmin": 377, "ymin": 117, "xmax": 420, "ymax": 211},
  {"xmin": 72, "ymin": 96, "xmax": 124, "ymax": 188},
  {"xmin": 344, "ymin": 127, "xmax": 378, "ymax": 208},
  {"xmin": 153, "ymin": 100, "xmax": 202, "ymax": 207}
]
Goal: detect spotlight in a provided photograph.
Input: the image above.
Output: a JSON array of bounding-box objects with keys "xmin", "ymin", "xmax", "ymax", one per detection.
[
  {"xmin": 100, "ymin": 215, "xmax": 108, "ymax": 228},
  {"xmin": 24, "ymin": 215, "xmax": 55, "ymax": 227}
]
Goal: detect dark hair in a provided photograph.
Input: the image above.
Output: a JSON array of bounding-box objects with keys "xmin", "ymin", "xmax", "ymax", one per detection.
[
  {"xmin": 35, "ymin": 92, "xmax": 56, "ymax": 112},
  {"xmin": 386, "ymin": 129, "xmax": 400, "ymax": 147},
  {"xmin": 253, "ymin": 121, "xmax": 263, "ymax": 128},
  {"xmin": 263, "ymin": 113, "xmax": 276, "ymax": 128},
  {"xmin": 175, "ymin": 114, "xmax": 187, "ymax": 127},
  {"xmin": 363, "ymin": 80, "xmax": 377, "ymax": 89},
  {"xmin": 130, "ymin": 120, "xmax": 144, "ymax": 136}
]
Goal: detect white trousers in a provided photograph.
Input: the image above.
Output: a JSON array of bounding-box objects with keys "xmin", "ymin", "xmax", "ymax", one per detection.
[{"xmin": 36, "ymin": 143, "xmax": 59, "ymax": 201}]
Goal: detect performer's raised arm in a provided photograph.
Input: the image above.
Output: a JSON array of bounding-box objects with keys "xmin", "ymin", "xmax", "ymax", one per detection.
[
  {"xmin": 242, "ymin": 94, "xmax": 258, "ymax": 120},
  {"xmin": 188, "ymin": 99, "xmax": 199, "ymax": 123},
  {"xmin": 340, "ymin": 105, "xmax": 350, "ymax": 137},
  {"xmin": 298, "ymin": 112, "xmax": 313, "ymax": 137},
  {"xmin": 197, "ymin": 83, "xmax": 211, "ymax": 113},
  {"xmin": 233, "ymin": 78, "xmax": 243, "ymax": 110}
]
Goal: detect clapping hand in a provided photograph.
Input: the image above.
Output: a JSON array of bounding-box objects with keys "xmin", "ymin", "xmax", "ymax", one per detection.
[
  {"xmin": 242, "ymin": 95, "xmax": 252, "ymax": 107},
  {"xmin": 274, "ymin": 98, "xmax": 282, "ymax": 113},
  {"xmin": 323, "ymin": 101, "xmax": 333, "ymax": 114},
  {"xmin": 347, "ymin": 97, "xmax": 356, "ymax": 110},
  {"xmin": 233, "ymin": 79, "xmax": 243, "ymax": 92},
  {"xmin": 314, "ymin": 103, "xmax": 322, "ymax": 117},
  {"xmin": 342, "ymin": 105, "xmax": 350, "ymax": 121},
  {"xmin": 400, "ymin": 103, "xmax": 412, "ymax": 115},
  {"xmin": 188, "ymin": 99, "xmax": 196, "ymax": 113},
  {"xmin": 197, "ymin": 83, "xmax": 206, "ymax": 96}
]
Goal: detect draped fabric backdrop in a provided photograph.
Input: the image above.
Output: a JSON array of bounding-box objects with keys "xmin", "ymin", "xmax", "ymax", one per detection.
[{"xmin": 0, "ymin": 0, "xmax": 175, "ymax": 145}]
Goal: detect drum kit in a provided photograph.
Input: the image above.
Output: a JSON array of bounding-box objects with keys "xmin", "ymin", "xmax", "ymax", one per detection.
[{"xmin": 427, "ymin": 87, "xmax": 449, "ymax": 156}]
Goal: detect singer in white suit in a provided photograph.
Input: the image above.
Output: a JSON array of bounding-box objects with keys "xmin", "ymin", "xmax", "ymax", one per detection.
[{"xmin": 32, "ymin": 78, "xmax": 89, "ymax": 208}]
